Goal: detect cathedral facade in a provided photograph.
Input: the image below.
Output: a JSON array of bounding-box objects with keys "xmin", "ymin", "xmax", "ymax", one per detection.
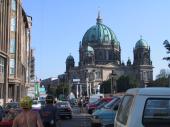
[{"xmin": 63, "ymin": 13, "xmax": 153, "ymax": 97}]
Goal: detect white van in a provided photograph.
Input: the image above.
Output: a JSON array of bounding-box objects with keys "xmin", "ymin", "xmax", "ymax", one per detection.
[{"xmin": 114, "ymin": 87, "xmax": 170, "ymax": 127}]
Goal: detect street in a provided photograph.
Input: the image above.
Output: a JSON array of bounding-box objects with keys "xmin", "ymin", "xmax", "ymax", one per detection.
[{"xmin": 56, "ymin": 106, "xmax": 92, "ymax": 127}]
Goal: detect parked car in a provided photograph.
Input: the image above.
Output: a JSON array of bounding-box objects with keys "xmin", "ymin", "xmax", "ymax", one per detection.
[
  {"xmin": 114, "ymin": 87, "xmax": 170, "ymax": 127},
  {"xmin": 32, "ymin": 100, "xmax": 45, "ymax": 110},
  {"xmin": 56, "ymin": 101, "xmax": 72, "ymax": 119},
  {"xmin": 91, "ymin": 96, "xmax": 121, "ymax": 127},
  {"xmin": 0, "ymin": 105, "xmax": 4, "ymax": 121},
  {"xmin": 3, "ymin": 102, "xmax": 20, "ymax": 113},
  {"xmin": 69, "ymin": 98, "xmax": 77, "ymax": 106},
  {"xmin": 87, "ymin": 97, "xmax": 113, "ymax": 114}
]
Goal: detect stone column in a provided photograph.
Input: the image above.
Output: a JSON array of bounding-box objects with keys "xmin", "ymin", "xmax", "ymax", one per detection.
[
  {"xmin": 14, "ymin": 85, "xmax": 17, "ymax": 102},
  {"xmin": 89, "ymin": 82, "xmax": 91, "ymax": 96},
  {"xmin": 4, "ymin": 59, "xmax": 8, "ymax": 104},
  {"xmin": 86, "ymin": 77, "xmax": 89, "ymax": 97}
]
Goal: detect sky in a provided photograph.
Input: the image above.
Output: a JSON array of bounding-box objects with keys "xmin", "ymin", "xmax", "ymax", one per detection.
[{"xmin": 22, "ymin": 0, "xmax": 170, "ymax": 80}]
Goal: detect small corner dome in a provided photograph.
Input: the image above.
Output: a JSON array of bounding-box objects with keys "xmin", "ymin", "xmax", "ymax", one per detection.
[
  {"xmin": 66, "ymin": 55, "xmax": 74, "ymax": 62},
  {"xmin": 82, "ymin": 13, "xmax": 119, "ymax": 47},
  {"xmin": 135, "ymin": 38, "xmax": 149, "ymax": 49}
]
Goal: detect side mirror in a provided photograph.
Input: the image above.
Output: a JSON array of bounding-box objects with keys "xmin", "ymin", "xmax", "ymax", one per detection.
[{"xmin": 113, "ymin": 104, "xmax": 119, "ymax": 111}]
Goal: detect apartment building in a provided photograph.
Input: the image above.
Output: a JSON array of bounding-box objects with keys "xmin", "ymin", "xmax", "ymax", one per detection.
[{"xmin": 0, "ymin": 0, "xmax": 32, "ymax": 104}]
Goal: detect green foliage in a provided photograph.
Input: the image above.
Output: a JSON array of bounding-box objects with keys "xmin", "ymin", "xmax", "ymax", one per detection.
[
  {"xmin": 163, "ymin": 40, "xmax": 170, "ymax": 67},
  {"xmin": 116, "ymin": 75, "xmax": 138, "ymax": 92},
  {"xmin": 148, "ymin": 77, "xmax": 169, "ymax": 87},
  {"xmin": 55, "ymin": 84, "xmax": 69, "ymax": 98},
  {"xmin": 100, "ymin": 75, "xmax": 138, "ymax": 93},
  {"xmin": 100, "ymin": 79, "xmax": 111, "ymax": 94}
]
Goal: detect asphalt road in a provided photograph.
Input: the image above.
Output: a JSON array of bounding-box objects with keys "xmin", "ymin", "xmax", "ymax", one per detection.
[{"xmin": 56, "ymin": 106, "xmax": 92, "ymax": 127}]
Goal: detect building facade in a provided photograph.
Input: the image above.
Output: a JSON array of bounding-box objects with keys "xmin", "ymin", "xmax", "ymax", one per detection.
[
  {"xmin": 0, "ymin": 0, "xmax": 32, "ymax": 104},
  {"xmin": 63, "ymin": 13, "xmax": 153, "ymax": 97}
]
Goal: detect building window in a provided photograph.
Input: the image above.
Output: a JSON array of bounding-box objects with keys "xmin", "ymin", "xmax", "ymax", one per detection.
[
  {"xmin": 11, "ymin": 17, "xmax": 16, "ymax": 32},
  {"xmin": 96, "ymin": 71, "xmax": 101, "ymax": 79},
  {"xmin": 11, "ymin": 0, "xmax": 16, "ymax": 11},
  {"xmin": 0, "ymin": 85, "xmax": 3, "ymax": 98},
  {"xmin": 10, "ymin": 59, "xmax": 15, "ymax": 76},
  {"xmin": 10, "ymin": 39, "xmax": 16, "ymax": 53},
  {"xmin": 0, "ymin": 57, "xmax": 5, "ymax": 82},
  {"xmin": 104, "ymin": 35, "xmax": 109, "ymax": 42}
]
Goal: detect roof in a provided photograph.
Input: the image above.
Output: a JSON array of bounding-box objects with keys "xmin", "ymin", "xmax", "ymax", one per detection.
[
  {"xmin": 135, "ymin": 38, "xmax": 149, "ymax": 49},
  {"xmin": 126, "ymin": 87, "xmax": 170, "ymax": 96},
  {"xmin": 82, "ymin": 15, "xmax": 120, "ymax": 48}
]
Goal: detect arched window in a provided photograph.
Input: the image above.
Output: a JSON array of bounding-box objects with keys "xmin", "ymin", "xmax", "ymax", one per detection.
[
  {"xmin": 99, "ymin": 51, "xmax": 103, "ymax": 60},
  {"xmin": 11, "ymin": 17, "xmax": 16, "ymax": 32},
  {"xmin": 11, "ymin": 0, "xmax": 16, "ymax": 11}
]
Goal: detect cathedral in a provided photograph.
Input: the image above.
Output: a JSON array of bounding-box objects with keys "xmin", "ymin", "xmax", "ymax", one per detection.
[{"xmin": 62, "ymin": 13, "xmax": 153, "ymax": 97}]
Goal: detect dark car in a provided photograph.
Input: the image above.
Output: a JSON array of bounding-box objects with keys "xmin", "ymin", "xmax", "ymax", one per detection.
[
  {"xmin": 3, "ymin": 102, "xmax": 20, "ymax": 113},
  {"xmin": 56, "ymin": 101, "xmax": 72, "ymax": 119},
  {"xmin": 0, "ymin": 105, "xmax": 4, "ymax": 121},
  {"xmin": 4, "ymin": 102, "xmax": 19, "ymax": 109}
]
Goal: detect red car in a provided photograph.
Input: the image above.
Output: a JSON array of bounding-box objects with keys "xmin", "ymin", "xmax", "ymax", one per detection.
[{"xmin": 87, "ymin": 97, "xmax": 113, "ymax": 114}]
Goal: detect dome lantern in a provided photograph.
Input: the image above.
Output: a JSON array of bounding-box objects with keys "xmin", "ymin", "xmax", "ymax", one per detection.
[{"xmin": 96, "ymin": 11, "xmax": 103, "ymax": 24}]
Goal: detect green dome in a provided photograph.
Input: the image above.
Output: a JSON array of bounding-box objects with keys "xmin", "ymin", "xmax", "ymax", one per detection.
[
  {"xmin": 135, "ymin": 38, "xmax": 149, "ymax": 49},
  {"xmin": 66, "ymin": 55, "xmax": 74, "ymax": 62},
  {"xmin": 82, "ymin": 14, "xmax": 119, "ymax": 47}
]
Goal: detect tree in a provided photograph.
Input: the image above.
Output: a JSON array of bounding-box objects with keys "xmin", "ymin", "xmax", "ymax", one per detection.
[
  {"xmin": 116, "ymin": 75, "xmax": 137, "ymax": 92},
  {"xmin": 100, "ymin": 79, "xmax": 111, "ymax": 94},
  {"xmin": 156, "ymin": 69, "xmax": 170, "ymax": 79},
  {"xmin": 163, "ymin": 40, "xmax": 170, "ymax": 67},
  {"xmin": 149, "ymin": 77, "xmax": 169, "ymax": 87},
  {"xmin": 55, "ymin": 84, "xmax": 69, "ymax": 98},
  {"xmin": 116, "ymin": 76, "xmax": 130, "ymax": 92}
]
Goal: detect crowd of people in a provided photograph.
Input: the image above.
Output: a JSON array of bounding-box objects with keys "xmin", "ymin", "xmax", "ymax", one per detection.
[
  {"xmin": 0, "ymin": 95, "xmax": 60, "ymax": 127},
  {"xmin": 0, "ymin": 95, "xmax": 92, "ymax": 127}
]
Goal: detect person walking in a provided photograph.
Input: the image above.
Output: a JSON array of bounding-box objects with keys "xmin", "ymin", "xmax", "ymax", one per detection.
[
  {"xmin": 39, "ymin": 95, "xmax": 58, "ymax": 127},
  {"xmin": 12, "ymin": 96, "xmax": 44, "ymax": 127}
]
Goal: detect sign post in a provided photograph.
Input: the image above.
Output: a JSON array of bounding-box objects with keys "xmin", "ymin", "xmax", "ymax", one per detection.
[
  {"xmin": 34, "ymin": 82, "xmax": 39, "ymax": 98},
  {"xmin": 73, "ymin": 79, "xmax": 80, "ymax": 98}
]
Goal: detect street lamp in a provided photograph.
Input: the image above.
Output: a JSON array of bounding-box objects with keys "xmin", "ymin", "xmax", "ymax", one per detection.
[
  {"xmin": 85, "ymin": 70, "xmax": 89, "ymax": 97},
  {"xmin": 92, "ymin": 70, "xmax": 96, "ymax": 94},
  {"xmin": 110, "ymin": 70, "xmax": 117, "ymax": 94}
]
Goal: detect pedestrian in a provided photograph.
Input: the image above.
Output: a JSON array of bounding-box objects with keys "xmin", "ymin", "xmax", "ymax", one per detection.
[
  {"xmin": 12, "ymin": 96, "xmax": 44, "ymax": 127},
  {"xmin": 78, "ymin": 97, "xmax": 84, "ymax": 113},
  {"xmin": 39, "ymin": 95, "xmax": 58, "ymax": 127}
]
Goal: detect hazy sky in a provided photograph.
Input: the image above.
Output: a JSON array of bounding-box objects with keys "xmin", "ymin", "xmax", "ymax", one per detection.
[{"xmin": 23, "ymin": 0, "xmax": 170, "ymax": 80}]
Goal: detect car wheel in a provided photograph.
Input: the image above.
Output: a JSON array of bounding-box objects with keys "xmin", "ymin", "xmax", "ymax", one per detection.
[{"xmin": 69, "ymin": 115, "xmax": 72, "ymax": 119}]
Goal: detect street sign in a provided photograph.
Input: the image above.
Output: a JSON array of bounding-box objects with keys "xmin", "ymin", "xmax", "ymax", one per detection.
[
  {"xmin": 73, "ymin": 79, "xmax": 80, "ymax": 82},
  {"xmin": 34, "ymin": 82, "xmax": 40, "ymax": 97}
]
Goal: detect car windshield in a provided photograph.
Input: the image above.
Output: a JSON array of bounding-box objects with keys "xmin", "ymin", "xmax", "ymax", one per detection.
[
  {"xmin": 57, "ymin": 102, "xmax": 69, "ymax": 107},
  {"xmin": 89, "ymin": 98, "xmax": 99, "ymax": 104},
  {"xmin": 104, "ymin": 97, "xmax": 120, "ymax": 109},
  {"xmin": 4, "ymin": 103, "xmax": 19, "ymax": 109},
  {"xmin": 32, "ymin": 100, "xmax": 38, "ymax": 104},
  {"xmin": 38, "ymin": 100, "xmax": 45, "ymax": 105}
]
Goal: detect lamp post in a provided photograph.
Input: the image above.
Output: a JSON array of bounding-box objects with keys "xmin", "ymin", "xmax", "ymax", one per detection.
[
  {"xmin": 86, "ymin": 75, "xmax": 89, "ymax": 97},
  {"xmin": 85, "ymin": 70, "xmax": 90, "ymax": 97},
  {"xmin": 110, "ymin": 70, "xmax": 117, "ymax": 94},
  {"xmin": 92, "ymin": 70, "xmax": 96, "ymax": 94}
]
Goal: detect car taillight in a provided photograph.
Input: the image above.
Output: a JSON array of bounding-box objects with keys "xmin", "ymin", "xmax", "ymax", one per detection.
[{"xmin": 67, "ymin": 108, "xmax": 71, "ymax": 111}]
